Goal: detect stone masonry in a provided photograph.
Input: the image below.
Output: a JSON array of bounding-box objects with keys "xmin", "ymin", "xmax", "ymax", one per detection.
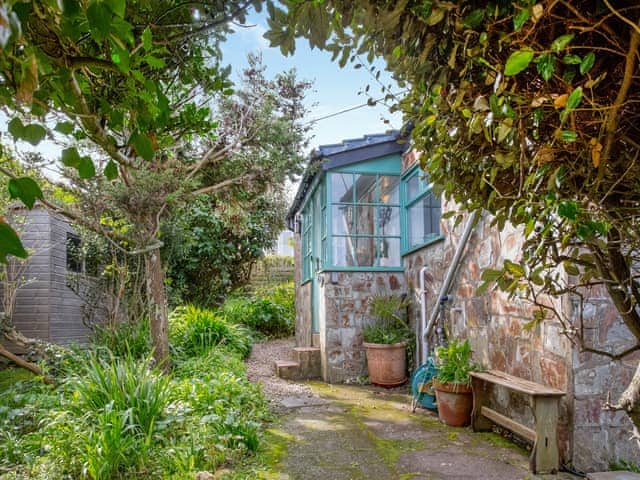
[{"xmin": 318, "ymin": 271, "xmax": 406, "ymax": 384}]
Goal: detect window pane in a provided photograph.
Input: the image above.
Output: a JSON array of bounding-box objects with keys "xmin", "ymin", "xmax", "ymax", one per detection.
[
  {"xmin": 354, "ymin": 237, "xmax": 376, "ymax": 267},
  {"xmin": 333, "ymin": 204, "xmax": 353, "ymax": 235},
  {"xmin": 378, "ymin": 237, "xmax": 401, "ymax": 267},
  {"xmin": 407, "ymin": 193, "xmax": 440, "ymax": 248},
  {"xmin": 406, "ymin": 174, "xmax": 421, "ymax": 202},
  {"xmin": 378, "ymin": 206, "xmax": 400, "ymax": 236},
  {"xmin": 379, "ymin": 176, "xmax": 399, "ymax": 204},
  {"xmin": 331, "ymin": 173, "xmax": 353, "ymax": 202},
  {"xmin": 332, "ymin": 236, "xmax": 355, "ymax": 267},
  {"xmin": 355, "ymin": 174, "xmax": 377, "ymax": 203},
  {"xmin": 355, "ymin": 205, "xmax": 375, "ymax": 235}
]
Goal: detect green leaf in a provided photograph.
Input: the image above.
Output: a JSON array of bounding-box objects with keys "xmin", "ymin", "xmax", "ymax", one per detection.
[
  {"xmin": 8, "ymin": 177, "xmax": 44, "ymax": 208},
  {"xmin": 0, "ymin": 222, "xmax": 28, "ymax": 262},
  {"xmin": 61, "ymin": 147, "xmax": 81, "ymax": 167},
  {"xmin": 535, "ymin": 53, "xmax": 555, "ymax": 81},
  {"xmin": 142, "ymin": 27, "xmax": 152, "ymax": 51},
  {"xmin": 513, "ymin": 8, "xmax": 530, "ymax": 31},
  {"xmin": 7, "ymin": 117, "xmax": 24, "ymax": 140},
  {"xmin": 78, "ymin": 157, "xmax": 96, "ymax": 179},
  {"xmin": 130, "ymin": 131, "xmax": 154, "ymax": 160},
  {"xmin": 566, "ymin": 87, "xmax": 583, "ymax": 110},
  {"xmin": 22, "ymin": 124, "xmax": 47, "ymax": 145},
  {"xmin": 463, "ymin": 9, "xmax": 485, "ymax": 29},
  {"xmin": 107, "ymin": 0, "xmax": 125, "ymax": 18},
  {"xmin": 504, "ymin": 259, "xmax": 525, "ymax": 276},
  {"xmin": 86, "ymin": 1, "xmax": 112, "ymax": 42},
  {"xmin": 144, "ymin": 55, "xmax": 165, "ymax": 68},
  {"xmin": 560, "ymin": 130, "xmax": 577, "ymax": 142},
  {"xmin": 562, "ymin": 54, "xmax": 582, "ymax": 65},
  {"xmin": 54, "ymin": 121, "xmax": 74, "ymax": 134},
  {"xmin": 558, "ymin": 200, "xmax": 578, "ymax": 220},
  {"xmin": 504, "ymin": 48, "xmax": 534, "ymax": 76},
  {"xmin": 481, "ymin": 268, "xmax": 503, "ymax": 282},
  {"xmin": 104, "ymin": 160, "xmax": 118, "ymax": 180},
  {"xmin": 580, "ymin": 52, "xmax": 595, "ymax": 74},
  {"xmin": 551, "ymin": 34, "xmax": 574, "ymax": 53}
]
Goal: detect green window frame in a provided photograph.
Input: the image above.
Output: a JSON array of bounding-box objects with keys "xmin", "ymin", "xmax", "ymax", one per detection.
[
  {"xmin": 301, "ymin": 205, "xmax": 312, "ymax": 282},
  {"xmin": 402, "ymin": 166, "xmax": 441, "ymax": 253},
  {"xmin": 328, "ymin": 171, "xmax": 402, "ymax": 269}
]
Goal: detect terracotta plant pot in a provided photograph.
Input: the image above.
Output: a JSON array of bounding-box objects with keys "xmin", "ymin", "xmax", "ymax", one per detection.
[
  {"xmin": 364, "ymin": 341, "xmax": 407, "ymax": 388},
  {"xmin": 433, "ymin": 378, "xmax": 473, "ymax": 427}
]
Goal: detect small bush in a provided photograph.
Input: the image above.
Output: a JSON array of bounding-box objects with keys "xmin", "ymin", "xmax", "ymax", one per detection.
[
  {"xmin": 170, "ymin": 305, "xmax": 252, "ymax": 358},
  {"xmin": 218, "ymin": 283, "xmax": 294, "ymax": 338}
]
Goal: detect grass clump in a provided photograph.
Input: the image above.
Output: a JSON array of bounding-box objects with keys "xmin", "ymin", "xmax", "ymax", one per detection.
[{"xmin": 170, "ymin": 304, "xmax": 253, "ymax": 358}]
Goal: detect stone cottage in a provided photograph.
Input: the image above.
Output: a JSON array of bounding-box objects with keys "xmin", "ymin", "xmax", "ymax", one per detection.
[
  {"xmin": 282, "ymin": 131, "xmax": 640, "ymax": 473},
  {"xmin": 1, "ymin": 205, "xmax": 98, "ymax": 350}
]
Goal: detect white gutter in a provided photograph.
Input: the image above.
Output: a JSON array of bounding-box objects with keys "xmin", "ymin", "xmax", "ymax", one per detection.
[{"xmin": 422, "ymin": 210, "xmax": 480, "ymax": 359}]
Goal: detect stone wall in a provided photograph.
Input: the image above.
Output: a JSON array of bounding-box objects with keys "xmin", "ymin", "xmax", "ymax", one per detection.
[
  {"xmin": 319, "ymin": 271, "xmax": 405, "ymax": 383},
  {"xmin": 404, "ymin": 207, "xmax": 574, "ymax": 463},
  {"xmin": 571, "ymin": 288, "xmax": 640, "ymax": 471},
  {"xmin": 293, "ymin": 231, "xmax": 312, "ymax": 348}
]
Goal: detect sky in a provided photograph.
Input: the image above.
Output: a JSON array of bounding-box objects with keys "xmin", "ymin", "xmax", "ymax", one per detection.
[{"xmin": 223, "ymin": 8, "xmax": 403, "ymax": 151}]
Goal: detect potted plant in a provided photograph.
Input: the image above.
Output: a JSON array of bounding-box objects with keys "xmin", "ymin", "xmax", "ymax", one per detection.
[
  {"xmin": 363, "ymin": 293, "xmax": 413, "ymax": 387},
  {"xmin": 432, "ymin": 339, "xmax": 480, "ymax": 426}
]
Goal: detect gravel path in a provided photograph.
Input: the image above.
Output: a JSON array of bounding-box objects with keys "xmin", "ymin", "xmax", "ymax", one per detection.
[{"xmin": 246, "ymin": 337, "xmax": 323, "ymax": 412}]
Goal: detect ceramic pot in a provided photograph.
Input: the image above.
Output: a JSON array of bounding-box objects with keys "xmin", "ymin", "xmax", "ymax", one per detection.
[
  {"xmin": 433, "ymin": 378, "xmax": 473, "ymax": 426},
  {"xmin": 363, "ymin": 341, "xmax": 407, "ymax": 388}
]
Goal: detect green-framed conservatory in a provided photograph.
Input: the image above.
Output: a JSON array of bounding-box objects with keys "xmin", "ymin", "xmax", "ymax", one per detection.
[{"xmin": 287, "ymin": 132, "xmax": 442, "ymax": 356}]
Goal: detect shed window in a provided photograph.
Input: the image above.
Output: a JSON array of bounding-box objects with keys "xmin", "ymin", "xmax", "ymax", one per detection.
[
  {"xmin": 330, "ymin": 173, "xmax": 401, "ymax": 268},
  {"xmin": 66, "ymin": 233, "xmax": 82, "ymax": 273},
  {"xmin": 403, "ymin": 168, "xmax": 441, "ymax": 251}
]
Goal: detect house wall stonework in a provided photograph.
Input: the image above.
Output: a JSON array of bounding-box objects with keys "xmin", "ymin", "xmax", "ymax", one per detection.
[
  {"xmin": 318, "ymin": 271, "xmax": 406, "ymax": 383},
  {"xmin": 403, "ymin": 209, "xmax": 574, "ymax": 464},
  {"xmin": 571, "ymin": 289, "xmax": 640, "ymax": 471}
]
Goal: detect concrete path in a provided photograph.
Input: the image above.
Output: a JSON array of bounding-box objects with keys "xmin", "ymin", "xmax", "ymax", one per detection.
[
  {"xmin": 263, "ymin": 383, "xmax": 579, "ymax": 480},
  {"xmin": 247, "ymin": 339, "xmax": 578, "ymax": 479}
]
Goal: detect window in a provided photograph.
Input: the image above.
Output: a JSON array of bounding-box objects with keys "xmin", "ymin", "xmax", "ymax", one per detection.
[
  {"xmin": 301, "ymin": 206, "xmax": 312, "ymax": 282},
  {"xmin": 403, "ymin": 168, "xmax": 441, "ymax": 251},
  {"xmin": 66, "ymin": 233, "xmax": 82, "ymax": 273},
  {"xmin": 329, "ymin": 172, "xmax": 401, "ymax": 268}
]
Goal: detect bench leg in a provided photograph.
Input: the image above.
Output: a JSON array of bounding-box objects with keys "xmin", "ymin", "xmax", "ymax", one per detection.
[
  {"xmin": 530, "ymin": 397, "xmax": 559, "ymax": 474},
  {"xmin": 471, "ymin": 377, "xmax": 492, "ymax": 432}
]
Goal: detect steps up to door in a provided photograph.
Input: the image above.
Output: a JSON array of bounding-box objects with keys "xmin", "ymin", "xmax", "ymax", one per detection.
[{"xmin": 274, "ymin": 346, "xmax": 321, "ymax": 381}]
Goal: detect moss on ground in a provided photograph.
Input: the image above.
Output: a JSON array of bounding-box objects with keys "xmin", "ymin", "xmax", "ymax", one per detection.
[{"xmin": 0, "ymin": 367, "xmax": 35, "ymax": 390}]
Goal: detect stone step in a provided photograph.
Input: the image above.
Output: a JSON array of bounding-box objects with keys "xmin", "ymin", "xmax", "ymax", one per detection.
[
  {"xmin": 275, "ymin": 360, "xmax": 301, "ymax": 381},
  {"xmin": 293, "ymin": 346, "xmax": 321, "ymax": 380}
]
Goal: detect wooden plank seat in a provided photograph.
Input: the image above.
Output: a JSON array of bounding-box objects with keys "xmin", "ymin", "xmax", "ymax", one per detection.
[{"xmin": 470, "ymin": 370, "xmax": 565, "ymax": 474}]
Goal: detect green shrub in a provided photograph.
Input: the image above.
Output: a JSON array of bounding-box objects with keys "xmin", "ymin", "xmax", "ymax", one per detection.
[
  {"xmin": 170, "ymin": 305, "xmax": 252, "ymax": 358},
  {"xmin": 218, "ymin": 284, "xmax": 294, "ymax": 339},
  {"xmin": 93, "ymin": 319, "xmax": 151, "ymax": 359}
]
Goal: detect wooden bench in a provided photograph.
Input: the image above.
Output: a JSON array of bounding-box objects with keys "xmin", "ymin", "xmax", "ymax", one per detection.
[{"xmin": 470, "ymin": 370, "xmax": 565, "ymax": 474}]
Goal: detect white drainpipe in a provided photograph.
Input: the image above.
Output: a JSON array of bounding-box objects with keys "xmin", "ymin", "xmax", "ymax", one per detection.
[
  {"xmin": 418, "ymin": 266, "xmax": 429, "ymax": 367},
  {"xmin": 422, "ymin": 210, "xmax": 480, "ymax": 361}
]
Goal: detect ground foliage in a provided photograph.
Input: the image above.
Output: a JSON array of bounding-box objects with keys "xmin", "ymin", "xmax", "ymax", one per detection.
[
  {"xmin": 0, "ymin": 326, "xmax": 267, "ymax": 479},
  {"xmin": 267, "ymin": 0, "xmax": 640, "ymax": 427}
]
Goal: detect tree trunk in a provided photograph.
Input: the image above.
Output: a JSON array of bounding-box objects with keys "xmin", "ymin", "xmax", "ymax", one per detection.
[
  {"xmin": 0, "ymin": 343, "xmax": 54, "ymax": 384},
  {"xmin": 612, "ymin": 360, "xmax": 640, "ymax": 446},
  {"xmin": 145, "ymin": 247, "xmax": 170, "ymax": 371}
]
